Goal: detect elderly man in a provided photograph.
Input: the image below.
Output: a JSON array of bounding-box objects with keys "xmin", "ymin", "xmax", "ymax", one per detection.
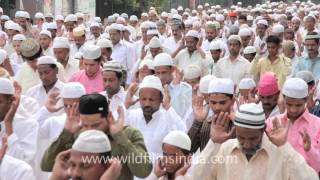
[
  {"xmin": 267, "ymin": 78, "xmax": 320, "ymax": 173},
  {"xmin": 215, "ymin": 35, "xmax": 250, "ymax": 85},
  {"xmin": 163, "ymin": 22, "xmax": 184, "ymax": 54},
  {"xmin": 254, "ymin": 19, "xmax": 268, "ymax": 56},
  {"xmin": 41, "ymin": 93, "xmax": 152, "ymax": 180},
  {"xmin": 173, "ymin": 30, "xmax": 208, "ymax": 75},
  {"xmin": 125, "ymin": 75, "xmax": 186, "ymax": 158},
  {"xmin": 191, "ymin": 103, "xmax": 318, "ymax": 179},
  {"xmin": 69, "ymin": 44, "xmax": 104, "ymax": 93}
]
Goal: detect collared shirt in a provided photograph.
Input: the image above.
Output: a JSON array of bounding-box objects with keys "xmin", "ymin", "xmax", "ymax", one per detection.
[
  {"xmin": 215, "ymin": 55, "xmax": 251, "ymax": 84},
  {"xmin": 42, "ymin": 47, "xmax": 54, "ymax": 57},
  {"xmin": 191, "ymin": 134, "xmax": 318, "ymax": 180},
  {"xmin": 9, "ymin": 52, "xmax": 24, "ymax": 65},
  {"xmin": 253, "ymin": 35, "xmax": 267, "ymax": 56},
  {"xmin": 125, "ymin": 107, "xmax": 187, "ymax": 159},
  {"xmin": 174, "ymin": 48, "xmax": 210, "ymax": 75},
  {"xmin": 61, "ymin": 56, "xmax": 79, "ymax": 80},
  {"xmin": 101, "ymin": 87, "xmax": 126, "ymax": 113},
  {"xmin": 163, "ymin": 36, "xmax": 181, "ymax": 54},
  {"xmin": 266, "ymin": 109, "xmax": 320, "ymax": 172},
  {"xmin": 69, "ymin": 43, "xmax": 85, "ymax": 58},
  {"xmin": 25, "ymin": 80, "xmax": 64, "ymax": 106},
  {"xmin": 169, "ymin": 81, "xmax": 192, "ymax": 119},
  {"xmin": 0, "ymin": 155, "xmax": 35, "ymax": 180},
  {"xmin": 293, "ymin": 55, "xmax": 320, "ymax": 80},
  {"xmin": 250, "ymin": 54, "xmax": 292, "ymax": 88},
  {"xmin": 69, "ymin": 68, "xmax": 104, "ymax": 93}
]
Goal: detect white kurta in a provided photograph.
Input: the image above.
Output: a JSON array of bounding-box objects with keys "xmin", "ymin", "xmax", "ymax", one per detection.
[
  {"xmin": 168, "ymin": 82, "xmax": 192, "ymax": 120},
  {"xmin": 163, "ymin": 36, "xmax": 181, "ymax": 54},
  {"xmin": 62, "ymin": 56, "xmax": 79, "ymax": 81},
  {"xmin": 174, "ymin": 49, "xmax": 210, "ymax": 75},
  {"xmin": 0, "ymin": 155, "xmax": 35, "ymax": 180},
  {"xmin": 125, "ymin": 107, "xmax": 186, "ymax": 160}
]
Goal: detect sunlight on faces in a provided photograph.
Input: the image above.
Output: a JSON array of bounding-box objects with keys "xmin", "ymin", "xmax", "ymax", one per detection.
[
  {"xmin": 209, "ymin": 93, "xmax": 234, "ymax": 114},
  {"xmin": 284, "ymin": 96, "xmax": 307, "ymax": 120}
]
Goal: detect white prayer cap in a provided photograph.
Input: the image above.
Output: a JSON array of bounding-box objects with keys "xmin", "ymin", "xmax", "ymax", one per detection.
[
  {"xmin": 184, "ymin": 65, "xmax": 202, "ymax": 80},
  {"xmin": 177, "ymin": 6, "xmax": 184, "ymax": 11},
  {"xmin": 148, "ymin": 36, "xmax": 161, "ymax": 48},
  {"xmin": 228, "ymin": 35, "xmax": 242, "ymax": 43},
  {"xmin": 109, "ymin": 23, "xmax": 123, "ymax": 31},
  {"xmin": 0, "ymin": 49, "xmax": 7, "ymax": 65},
  {"xmin": 239, "ymin": 28, "xmax": 251, "ymax": 37},
  {"xmin": 72, "ymin": 130, "xmax": 111, "ymax": 153},
  {"xmin": 171, "ymin": 9, "xmax": 178, "ymax": 14},
  {"xmin": 243, "ymin": 46, "xmax": 256, "ymax": 54},
  {"xmin": 73, "ymin": 26, "xmax": 85, "ymax": 37},
  {"xmin": 205, "ymin": 3, "xmax": 210, "ymax": 7},
  {"xmin": 199, "ymin": 75, "xmax": 216, "ymax": 94},
  {"xmin": 139, "ymin": 59, "xmax": 155, "ymax": 70},
  {"xmin": 147, "ymin": 29, "xmax": 159, "ymax": 36},
  {"xmin": 121, "ymin": 13, "xmax": 128, "ymax": 19},
  {"xmin": 35, "ymin": 12, "xmax": 45, "ymax": 19},
  {"xmin": 247, "ymin": 15, "xmax": 254, "ymax": 21},
  {"xmin": 238, "ymin": 78, "xmax": 256, "ymax": 89},
  {"xmin": 282, "ymin": 78, "xmax": 308, "ymax": 98},
  {"xmin": 6, "ymin": 22, "xmax": 22, "ymax": 32},
  {"xmin": 15, "ymin": 11, "xmax": 30, "ymax": 19},
  {"xmin": 0, "ymin": 7, "xmax": 3, "ymax": 13},
  {"xmin": 197, "ymin": 5, "xmax": 203, "ymax": 9},
  {"xmin": 116, "ymin": 17, "xmax": 126, "ymax": 24},
  {"xmin": 172, "ymin": 14, "xmax": 182, "ymax": 21},
  {"xmin": 90, "ymin": 22, "xmax": 100, "ymax": 28},
  {"xmin": 94, "ymin": 17, "xmax": 102, "ymax": 23},
  {"xmin": 141, "ymin": 12, "xmax": 148, "ymax": 17},
  {"xmin": 185, "ymin": 30, "xmax": 200, "ymax": 39},
  {"xmin": 82, "ymin": 44, "xmax": 101, "ymax": 60},
  {"xmin": 257, "ymin": 19, "xmax": 268, "ymax": 26},
  {"xmin": 184, "ymin": 19, "xmax": 193, "ymax": 26},
  {"xmin": 37, "ymin": 56, "xmax": 56, "ymax": 65},
  {"xmin": 45, "ymin": 13, "xmax": 53, "ymax": 18},
  {"xmin": 161, "ymin": 12, "xmax": 168, "ymax": 17},
  {"xmin": 74, "ymin": 52, "xmax": 83, "ymax": 60},
  {"xmin": 162, "ymin": 131, "xmax": 191, "ymax": 151},
  {"xmin": 64, "ymin": 14, "xmax": 77, "ymax": 22},
  {"xmin": 39, "ymin": 30, "xmax": 52, "ymax": 38},
  {"xmin": 234, "ymin": 103, "xmax": 265, "ymax": 129},
  {"xmin": 153, "ymin": 53, "xmax": 174, "ymax": 67},
  {"xmin": 216, "ymin": 14, "xmax": 225, "ymax": 21},
  {"xmin": 140, "ymin": 21, "xmax": 151, "ymax": 29},
  {"xmin": 129, "ymin": 15, "xmax": 138, "ymax": 21},
  {"xmin": 102, "ymin": 60, "xmax": 123, "ymax": 73},
  {"xmin": 75, "ymin": 12, "xmax": 84, "ymax": 19},
  {"xmin": 97, "ymin": 38, "xmax": 112, "ymax": 48},
  {"xmin": 55, "ymin": 15, "xmax": 64, "ymax": 21},
  {"xmin": 0, "ymin": 78, "xmax": 14, "ymax": 95},
  {"xmin": 139, "ymin": 75, "xmax": 164, "ymax": 94},
  {"xmin": 295, "ymin": 70, "xmax": 315, "ymax": 84},
  {"xmin": 0, "ymin": 15, "xmax": 9, "ymax": 21},
  {"xmin": 113, "ymin": 13, "xmax": 120, "ymax": 18},
  {"xmin": 53, "ymin": 37, "xmax": 70, "ymax": 49},
  {"xmin": 272, "ymin": 24, "xmax": 284, "ymax": 33},
  {"xmin": 12, "ymin": 34, "xmax": 26, "ymax": 41},
  {"xmin": 208, "ymin": 78, "xmax": 234, "ymax": 94},
  {"xmin": 46, "ymin": 22, "xmax": 57, "ymax": 29}
]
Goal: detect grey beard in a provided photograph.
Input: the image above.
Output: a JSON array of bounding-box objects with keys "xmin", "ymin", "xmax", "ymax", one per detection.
[{"xmin": 239, "ymin": 143, "xmax": 261, "ymax": 157}]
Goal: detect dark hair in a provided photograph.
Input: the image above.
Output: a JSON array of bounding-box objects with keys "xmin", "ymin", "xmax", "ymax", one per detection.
[
  {"xmin": 22, "ymin": 48, "xmax": 43, "ymax": 60},
  {"xmin": 181, "ymin": 149, "xmax": 191, "ymax": 155},
  {"xmin": 94, "ymin": 56, "xmax": 102, "ymax": 62},
  {"xmin": 266, "ymin": 35, "xmax": 281, "ymax": 45},
  {"xmin": 223, "ymin": 93, "xmax": 234, "ymax": 99},
  {"xmin": 106, "ymin": 47, "xmax": 112, "ymax": 53},
  {"xmin": 48, "ymin": 64, "xmax": 57, "ymax": 69},
  {"xmin": 307, "ymin": 80, "xmax": 315, "ymax": 86},
  {"xmin": 238, "ymin": 15, "xmax": 247, "ymax": 21},
  {"xmin": 115, "ymin": 71, "xmax": 123, "ymax": 80}
]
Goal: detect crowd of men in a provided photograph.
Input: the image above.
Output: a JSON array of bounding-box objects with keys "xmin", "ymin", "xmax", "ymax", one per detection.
[{"xmin": 0, "ymin": 0, "xmax": 319, "ymax": 179}]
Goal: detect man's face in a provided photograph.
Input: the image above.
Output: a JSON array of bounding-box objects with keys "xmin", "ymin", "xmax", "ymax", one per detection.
[
  {"xmin": 48, "ymin": 29, "xmax": 57, "ymax": 39},
  {"xmin": 228, "ymin": 40, "xmax": 241, "ymax": 56},
  {"xmin": 17, "ymin": 17, "xmax": 27, "ymax": 29},
  {"xmin": 157, "ymin": 25, "xmax": 166, "ymax": 34},
  {"xmin": 240, "ymin": 36, "xmax": 251, "ymax": 47},
  {"xmin": 210, "ymin": 49, "xmax": 221, "ymax": 60},
  {"xmin": 284, "ymin": 96, "xmax": 306, "ymax": 120},
  {"xmin": 184, "ymin": 25, "xmax": 192, "ymax": 33},
  {"xmin": 206, "ymin": 28, "xmax": 217, "ymax": 41},
  {"xmin": 283, "ymin": 47, "xmax": 295, "ymax": 59},
  {"xmin": 267, "ymin": 42, "xmax": 279, "ymax": 57},
  {"xmin": 258, "ymin": 92, "xmax": 279, "ymax": 111},
  {"xmin": 171, "ymin": 26, "xmax": 182, "ymax": 38},
  {"xmin": 12, "ymin": 40, "xmax": 22, "ymax": 54},
  {"xmin": 284, "ymin": 30, "xmax": 294, "ymax": 40},
  {"xmin": 0, "ymin": 94, "xmax": 12, "ymax": 119},
  {"xmin": 54, "ymin": 48, "xmax": 69, "ymax": 62},
  {"xmin": 109, "ymin": 29, "xmax": 121, "ymax": 44},
  {"xmin": 185, "ymin": 77, "xmax": 200, "ymax": 89},
  {"xmin": 101, "ymin": 48, "xmax": 112, "ymax": 60},
  {"xmin": 63, "ymin": 98, "xmax": 79, "ymax": 115},
  {"xmin": 138, "ymin": 68, "xmax": 154, "ymax": 82},
  {"xmin": 162, "ymin": 143, "xmax": 188, "ymax": 174},
  {"xmin": 45, "ymin": 17, "xmax": 53, "ymax": 23},
  {"xmin": 292, "ymin": 20, "xmax": 300, "ymax": 31},
  {"xmin": 185, "ymin": 36, "xmax": 197, "ymax": 52},
  {"xmin": 155, "ymin": 66, "xmax": 173, "ymax": 85},
  {"xmin": 39, "ymin": 35, "xmax": 51, "ymax": 49},
  {"xmin": 6, "ymin": 29, "xmax": 19, "ymax": 38},
  {"xmin": 102, "ymin": 71, "xmax": 121, "ymax": 96},
  {"xmin": 243, "ymin": 53, "xmax": 255, "ymax": 62},
  {"xmin": 209, "ymin": 93, "xmax": 234, "ymax": 114},
  {"xmin": 65, "ymin": 22, "xmax": 76, "ymax": 31},
  {"xmin": 236, "ymin": 126, "xmax": 263, "ymax": 157},
  {"xmin": 141, "ymin": 28, "xmax": 148, "ymax": 40},
  {"xmin": 83, "ymin": 59, "xmax": 100, "ymax": 77},
  {"xmin": 238, "ymin": 19, "xmax": 247, "ymax": 25},
  {"xmin": 38, "ymin": 64, "xmax": 58, "ymax": 86},
  {"xmin": 68, "ymin": 150, "xmax": 107, "ymax": 180},
  {"xmin": 305, "ymin": 39, "xmax": 319, "ymax": 57},
  {"xmin": 256, "ymin": 24, "xmax": 267, "ymax": 36},
  {"xmin": 139, "ymin": 88, "xmax": 162, "ymax": 119},
  {"xmin": 150, "ymin": 47, "xmax": 161, "ymax": 57},
  {"xmin": 80, "ymin": 113, "xmax": 108, "ymax": 132},
  {"xmin": 90, "ymin": 26, "xmax": 101, "ymax": 38},
  {"xmin": 305, "ymin": 17, "xmax": 315, "ymax": 31},
  {"xmin": 74, "ymin": 36, "xmax": 86, "ymax": 47}
]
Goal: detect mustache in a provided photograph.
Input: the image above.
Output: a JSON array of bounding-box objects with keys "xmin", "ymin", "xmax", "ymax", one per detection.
[
  {"xmin": 142, "ymin": 106, "xmax": 154, "ymax": 112},
  {"xmin": 239, "ymin": 144, "xmax": 261, "ymax": 156}
]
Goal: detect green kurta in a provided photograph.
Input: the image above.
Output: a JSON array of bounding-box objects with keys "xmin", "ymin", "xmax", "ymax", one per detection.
[{"xmin": 41, "ymin": 126, "xmax": 153, "ymax": 180}]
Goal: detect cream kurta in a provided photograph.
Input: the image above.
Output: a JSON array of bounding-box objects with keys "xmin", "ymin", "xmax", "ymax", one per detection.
[{"xmin": 174, "ymin": 49, "xmax": 210, "ymax": 75}]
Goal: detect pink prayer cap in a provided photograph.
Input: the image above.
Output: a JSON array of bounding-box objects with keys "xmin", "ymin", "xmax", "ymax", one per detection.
[{"xmin": 258, "ymin": 72, "xmax": 279, "ymax": 96}]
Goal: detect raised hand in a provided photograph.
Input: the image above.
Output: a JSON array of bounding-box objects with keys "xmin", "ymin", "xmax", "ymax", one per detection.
[
  {"xmin": 0, "ymin": 134, "xmax": 8, "ymax": 162},
  {"xmin": 162, "ymin": 85, "xmax": 171, "ymax": 110},
  {"xmin": 248, "ymin": 88, "xmax": 259, "ymax": 103},
  {"xmin": 192, "ymin": 85, "xmax": 208, "ymax": 122},
  {"xmin": 50, "ymin": 149, "xmax": 71, "ymax": 180},
  {"xmin": 175, "ymin": 156, "xmax": 191, "ymax": 178},
  {"xmin": 266, "ymin": 116, "xmax": 289, "ymax": 147},
  {"xmin": 124, "ymin": 82, "xmax": 139, "ymax": 109},
  {"xmin": 64, "ymin": 103, "xmax": 81, "ymax": 134},
  {"xmin": 99, "ymin": 158, "xmax": 122, "ymax": 180},
  {"xmin": 307, "ymin": 80, "xmax": 318, "ymax": 109},
  {"xmin": 46, "ymin": 88, "xmax": 63, "ymax": 113},
  {"xmin": 154, "ymin": 158, "xmax": 166, "ymax": 178},
  {"xmin": 299, "ymin": 128, "xmax": 311, "ymax": 152},
  {"xmin": 210, "ymin": 112, "xmax": 235, "ymax": 144},
  {"xmin": 173, "ymin": 68, "xmax": 184, "ymax": 85},
  {"xmin": 196, "ymin": 37, "xmax": 203, "ymax": 49},
  {"xmin": 140, "ymin": 45, "xmax": 148, "ymax": 60},
  {"xmin": 108, "ymin": 106, "xmax": 124, "ymax": 135}
]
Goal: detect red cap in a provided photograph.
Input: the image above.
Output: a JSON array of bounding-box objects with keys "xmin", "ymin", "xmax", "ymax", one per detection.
[{"xmin": 228, "ymin": 11, "xmax": 237, "ymax": 17}]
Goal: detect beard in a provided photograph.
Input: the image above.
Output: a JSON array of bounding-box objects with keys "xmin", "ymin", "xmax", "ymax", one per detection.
[
  {"xmin": 239, "ymin": 143, "xmax": 261, "ymax": 157},
  {"xmin": 142, "ymin": 106, "xmax": 158, "ymax": 120}
]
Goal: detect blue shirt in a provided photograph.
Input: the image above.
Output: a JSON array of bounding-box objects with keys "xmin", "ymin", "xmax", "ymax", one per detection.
[{"xmin": 293, "ymin": 55, "xmax": 320, "ymax": 79}]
